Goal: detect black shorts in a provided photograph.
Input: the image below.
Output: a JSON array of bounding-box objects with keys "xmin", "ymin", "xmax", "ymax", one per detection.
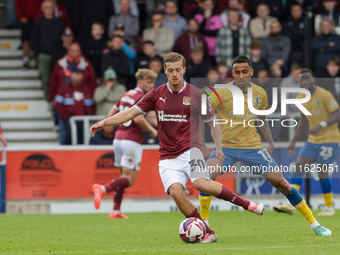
[{"xmin": 21, "ymin": 20, "xmax": 35, "ymax": 41}]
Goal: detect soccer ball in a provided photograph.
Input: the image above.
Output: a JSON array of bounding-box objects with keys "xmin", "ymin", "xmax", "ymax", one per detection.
[{"xmin": 178, "ymin": 217, "xmax": 206, "ymax": 243}]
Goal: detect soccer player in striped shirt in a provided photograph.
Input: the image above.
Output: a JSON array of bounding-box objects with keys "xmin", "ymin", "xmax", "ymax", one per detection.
[
  {"xmin": 199, "ymin": 56, "xmax": 332, "ymax": 236},
  {"xmin": 274, "ymin": 69, "xmax": 340, "ymax": 216}
]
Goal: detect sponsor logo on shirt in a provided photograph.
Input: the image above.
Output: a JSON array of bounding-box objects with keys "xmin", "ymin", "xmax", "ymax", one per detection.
[{"xmin": 157, "ymin": 110, "xmax": 187, "ymax": 122}]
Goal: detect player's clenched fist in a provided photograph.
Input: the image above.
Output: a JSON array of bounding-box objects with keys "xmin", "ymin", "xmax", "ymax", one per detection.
[
  {"xmin": 90, "ymin": 121, "xmax": 105, "ymax": 137},
  {"xmin": 215, "ymin": 148, "xmax": 225, "ymax": 163}
]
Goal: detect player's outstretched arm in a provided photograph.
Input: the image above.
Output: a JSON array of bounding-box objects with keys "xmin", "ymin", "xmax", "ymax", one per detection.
[
  {"xmin": 287, "ymin": 113, "xmax": 308, "ymax": 156},
  {"xmin": 90, "ymin": 106, "xmax": 142, "ymax": 137},
  {"xmin": 207, "ymin": 120, "xmax": 225, "ymax": 162},
  {"xmin": 257, "ymin": 115, "xmax": 274, "ymax": 154},
  {"xmin": 107, "ymin": 106, "xmax": 119, "ymax": 117},
  {"xmin": 134, "ymin": 115, "xmax": 158, "ymax": 138},
  {"xmin": 309, "ymin": 108, "xmax": 340, "ymax": 135}
]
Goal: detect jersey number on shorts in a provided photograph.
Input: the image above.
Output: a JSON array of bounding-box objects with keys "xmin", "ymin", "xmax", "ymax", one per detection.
[
  {"xmin": 189, "ymin": 159, "xmax": 205, "ymax": 172},
  {"xmin": 320, "ymin": 146, "xmax": 333, "ymax": 160},
  {"xmin": 119, "ymin": 105, "xmax": 132, "ymax": 127},
  {"xmin": 257, "ymin": 148, "xmax": 273, "ymax": 163}
]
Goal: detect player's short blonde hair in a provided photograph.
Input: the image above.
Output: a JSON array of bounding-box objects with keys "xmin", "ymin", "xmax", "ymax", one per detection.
[
  {"xmin": 163, "ymin": 52, "xmax": 186, "ymax": 69},
  {"xmin": 135, "ymin": 68, "xmax": 157, "ymax": 82}
]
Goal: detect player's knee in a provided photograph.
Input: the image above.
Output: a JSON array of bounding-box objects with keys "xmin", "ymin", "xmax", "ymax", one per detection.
[
  {"xmin": 276, "ymin": 179, "xmax": 291, "ymax": 195},
  {"xmin": 192, "ymin": 179, "xmax": 211, "ymax": 194},
  {"xmin": 169, "ymin": 184, "xmax": 185, "ymax": 200}
]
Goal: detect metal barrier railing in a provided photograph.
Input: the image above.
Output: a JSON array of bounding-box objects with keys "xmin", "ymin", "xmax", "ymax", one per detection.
[{"xmin": 69, "ymin": 115, "xmax": 106, "ymax": 145}]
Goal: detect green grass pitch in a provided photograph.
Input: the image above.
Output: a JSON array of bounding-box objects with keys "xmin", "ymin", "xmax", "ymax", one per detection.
[{"xmin": 0, "ymin": 210, "xmax": 339, "ymax": 254}]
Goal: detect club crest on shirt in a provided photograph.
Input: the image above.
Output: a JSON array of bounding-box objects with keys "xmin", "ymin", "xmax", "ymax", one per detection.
[
  {"xmin": 183, "ymin": 96, "xmax": 191, "ymax": 105},
  {"xmin": 254, "ymin": 97, "xmax": 259, "ymax": 107}
]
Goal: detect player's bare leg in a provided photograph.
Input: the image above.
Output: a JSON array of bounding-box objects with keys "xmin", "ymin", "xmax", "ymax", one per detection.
[
  {"xmin": 264, "ymin": 168, "xmax": 331, "ymax": 236},
  {"xmin": 273, "ymin": 157, "xmax": 314, "ymax": 214},
  {"xmin": 168, "ymin": 183, "xmax": 217, "ymax": 243},
  {"xmin": 198, "ymin": 158, "xmax": 264, "ymax": 227}
]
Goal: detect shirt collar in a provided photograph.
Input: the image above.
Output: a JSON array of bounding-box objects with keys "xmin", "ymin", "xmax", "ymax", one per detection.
[
  {"xmin": 135, "ymin": 87, "xmax": 144, "ymax": 94},
  {"xmin": 233, "ymin": 80, "xmax": 251, "ymax": 94},
  {"xmin": 166, "ymin": 81, "xmax": 187, "ymax": 93}
]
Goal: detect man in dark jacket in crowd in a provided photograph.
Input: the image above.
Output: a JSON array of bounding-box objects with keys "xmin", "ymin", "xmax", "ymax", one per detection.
[
  {"xmin": 173, "ymin": 18, "xmax": 210, "ymax": 61},
  {"xmin": 101, "ymin": 35, "xmax": 130, "ymax": 86},
  {"xmin": 185, "ymin": 45, "xmax": 211, "ymax": 81},
  {"xmin": 283, "ymin": 4, "xmax": 306, "ymax": 65},
  {"xmin": 134, "ymin": 41, "xmax": 163, "ymax": 71},
  {"xmin": 31, "ymin": 0, "xmax": 65, "ymax": 101}
]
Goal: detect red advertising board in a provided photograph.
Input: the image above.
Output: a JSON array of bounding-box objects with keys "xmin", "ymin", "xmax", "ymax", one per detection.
[{"xmin": 6, "ymin": 149, "xmax": 234, "ymax": 199}]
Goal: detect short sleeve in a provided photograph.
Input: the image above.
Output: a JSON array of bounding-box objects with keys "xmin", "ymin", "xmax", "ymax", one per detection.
[
  {"xmin": 209, "ymin": 89, "xmax": 222, "ymax": 111},
  {"xmin": 135, "ymin": 89, "xmax": 155, "ymax": 115},
  {"xmin": 114, "ymin": 98, "xmax": 120, "ymax": 110},
  {"xmin": 323, "ymin": 92, "xmax": 339, "ymax": 113},
  {"xmin": 201, "ymin": 91, "xmax": 215, "ymax": 122}
]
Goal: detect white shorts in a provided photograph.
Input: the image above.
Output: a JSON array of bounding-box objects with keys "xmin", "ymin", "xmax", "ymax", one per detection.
[
  {"xmin": 158, "ymin": 147, "xmax": 210, "ymax": 194},
  {"xmin": 113, "ymin": 139, "xmax": 143, "ymax": 171}
]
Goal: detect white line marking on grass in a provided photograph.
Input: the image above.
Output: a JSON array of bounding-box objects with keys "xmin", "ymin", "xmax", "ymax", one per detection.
[{"xmin": 2, "ymin": 243, "xmax": 340, "ymax": 254}]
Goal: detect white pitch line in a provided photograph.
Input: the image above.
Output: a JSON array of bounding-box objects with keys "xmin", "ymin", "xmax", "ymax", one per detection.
[{"xmin": 1, "ymin": 243, "xmax": 340, "ymax": 254}]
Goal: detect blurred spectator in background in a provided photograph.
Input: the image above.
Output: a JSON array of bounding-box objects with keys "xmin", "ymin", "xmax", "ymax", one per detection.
[
  {"xmin": 319, "ymin": 56, "xmax": 340, "ymax": 101},
  {"xmin": 108, "ymin": 0, "xmax": 139, "ymax": 46},
  {"xmin": 185, "ymin": 45, "xmax": 211, "ymax": 81},
  {"xmin": 51, "ymin": 27, "xmax": 74, "ymax": 72},
  {"xmin": 102, "ymin": 35, "xmax": 130, "ymax": 86},
  {"xmin": 173, "ymin": 18, "xmax": 210, "ymax": 61},
  {"xmin": 113, "ymin": 0, "xmax": 139, "ymax": 17},
  {"xmin": 250, "ymin": 42, "xmax": 269, "ymax": 78},
  {"xmin": 218, "ymin": 0, "xmax": 252, "ymax": 15},
  {"xmin": 315, "ymin": 0, "xmax": 340, "ymax": 35},
  {"xmin": 163, "ymin": 0, "xmax": 187, "ymax": 41},
  {"xmin": 251, "ymin": 0, "xmax": 286, "ymax": 21},
  {"xmin": 112, "ymin": 23, "xmax": 137, "ymax": 78},
  {"xmin": 54, "ymin": 69, "xmax": 96, "ymax": 145},
  {"xmin": 73, "ymin": 0, "xmax": 114, "ymax": 48},
  {"xmin": 149, "ymin": 57, "xmax": 167, "ymax": 87},
  {"xmin": 83, "ymin": 23, "xmax": 108, "ymax": 77},
  {"xmin": 216, "ymin": 9, "xmax": 251, "ymax": 68},
  {"xmin": 286, "ymin": 0, "xmax": 314, "ymax": 13},
  {"xmin": 16, "ymin": 0, "xmax": 42, "ymax": 67},
  {"xmin": 283, "ymin": 4, "xmax": 306, "ymax": 66},
  {"xmin": 94, "ymin": 68, "xmax": 126, "ymax": 115},
  {"xmin": 143, "ymin": 10, "xmax": 175, "ymax": 58},
  {"xmin": 134, "ymin": 41, "xmax": 162, "ymax": 70},
  {"xmin": 90, "ymin": 126, "xmax": 115, "ymax": 145},
  {"xmin": 281, "ymin": 63, "xmax": 302, "ymax": 113},
  {"xmin": 195, "ymin": 0, "xmax": 223, "ymax": 63},
  {"xmin": 206, "ymin": 67, "xmax": 221, "ymax": 86},
  {"xmin": 312, "ymin": 17, "xmax": 340, "ymax": 77},
  {"xmin": 250, "ymin": 3, "xmax": 278, "ymax": 43},
  {"xmin": 145, "ymin": 0, "xmax": 167, "ymax": 27},
  {"xmin": 6, "ymin": 0, "xmax": 17, "ymax": 29},
  {"xmin": 50, "ymin": 42, "xmax": 96, "ymax": 102},
  {"xmin": 35, "ymin": 0, "xmax": 72, "ymax": 28},
  {"xmin": 217, "ymin": 61, "xmax": 233, "ymax": 83},
  {"xmin": 261, "ymin": 21, "xmax": 291, "ymax": 77},
  {"xmin": 31, "ymin": 0, "xmax": 65, "ymax": 101},
  {"xmin": 0, "ymin": 128, "xmax": 7, "ymax": 147},
  {"xmin": 220, "ymin": 0, "xmax": 250, "ymax": 29}
]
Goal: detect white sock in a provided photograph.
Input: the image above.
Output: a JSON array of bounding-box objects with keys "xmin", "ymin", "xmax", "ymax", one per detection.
[
  {"xmin": 113, "ymin": 210, "xmax": 120, "ymax": 215},
  {"xmin": 311, "ymin": 220, "xmax": 320, "ymax": 229},
  {"xmin": 23, "ymin": 57, "xmax": 29, "ymax": 62},
  {"xmin": 204, "ymin": 220, "xmax": 210, "ymax": 227},
  {"xmin": 324, "ymin": 206, "xmax": 334, "ymax": 212},
  {"xmin": 101, "ymin": 185, "xmax": 106, "ymax": 194}
]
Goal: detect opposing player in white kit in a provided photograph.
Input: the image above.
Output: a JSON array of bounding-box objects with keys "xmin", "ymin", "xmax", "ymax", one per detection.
[
  {"xmin": 92, "ymin": 69, "xmax": 158, "ymax": 218},
  {"xmin": 90, "ymin": 53, "xmax": 263, "ymax": 243}
]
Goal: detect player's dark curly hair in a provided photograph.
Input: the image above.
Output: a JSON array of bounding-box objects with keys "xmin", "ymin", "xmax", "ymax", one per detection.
[
  {"xmin": 299, "ymin": 68, "xmax": 313, "ymax": 76},
  {"xmin": 232, "ymin": 55, "xmax": 252, "ymax": 68}
]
